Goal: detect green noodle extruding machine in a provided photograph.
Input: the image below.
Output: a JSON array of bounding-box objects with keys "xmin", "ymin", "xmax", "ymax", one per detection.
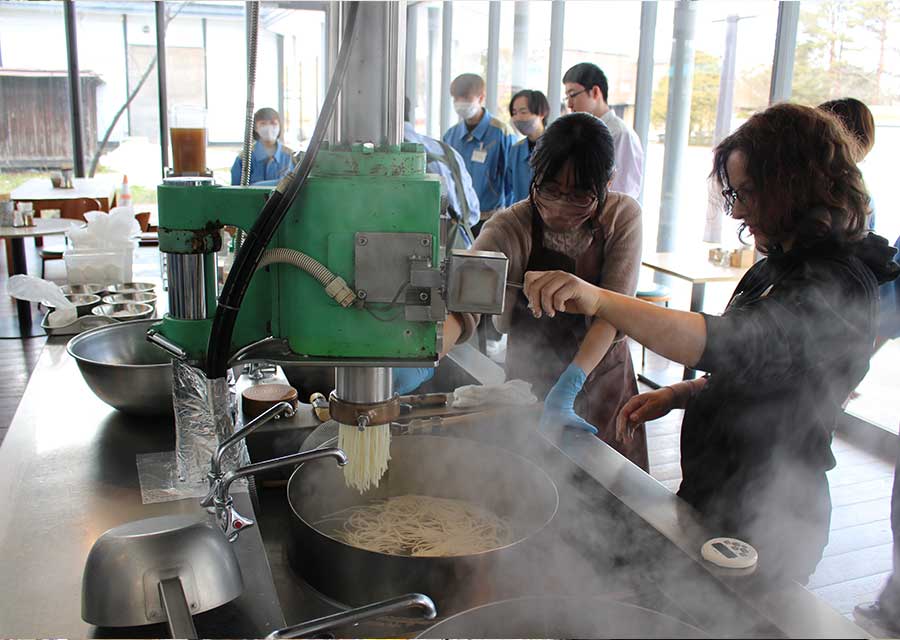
[{"xmin": 148, "ymin": 1, "xmax": 507, "ymax": 508}]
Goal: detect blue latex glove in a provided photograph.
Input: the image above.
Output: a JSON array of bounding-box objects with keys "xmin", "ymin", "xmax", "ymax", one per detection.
[
  {"xmin": 393, "ymin": 367, "xmax": 435, "ymax": 395},
  {"xmin": 539, "ymin": 363, "xmax": 598, "ymax": 435}
]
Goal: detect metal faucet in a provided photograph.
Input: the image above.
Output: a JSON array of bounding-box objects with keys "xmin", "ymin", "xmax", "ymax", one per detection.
[
  {"xmin": 212, "ymin": 447, "xmax": 348, "ymax": 542},
  {"xmin": 201, "ymin": 400, "xmax": 296, "ymax": 508},
  {"xmin": 199, "ymin": 394, "xmax": 345, "ymax": 541},
  {"xmin": 265, "ymin": 593, "xmax": 437, "ymax": 639}
]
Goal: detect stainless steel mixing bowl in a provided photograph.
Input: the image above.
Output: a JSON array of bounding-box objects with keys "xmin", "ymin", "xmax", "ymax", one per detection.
[
  {"xmin": 106, "ymin": 282, "xmax": 156, "ymax": 294},
  {"xmin": 92, "ymin": 302, "xmax": 154, "ymax": 321},
  {"xmin": 60, "ymin": 283, "xmax": 105, "ymax": 296},
  {"xmin": 102, "ymin": 292, "xmax": 157, "ymax": 307},
  {"xmin": 67, "ymin": 319, "xmax": 173, "ymax": 416}
]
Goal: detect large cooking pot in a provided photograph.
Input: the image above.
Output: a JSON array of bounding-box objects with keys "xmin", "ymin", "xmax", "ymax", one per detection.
[
  {"xmin": 416, "ymin": 596, "xmax": 709, "ymax": 638},
  {"xmin": 287, "ymin": 434, "xmax": 558, "ymax": 613}
]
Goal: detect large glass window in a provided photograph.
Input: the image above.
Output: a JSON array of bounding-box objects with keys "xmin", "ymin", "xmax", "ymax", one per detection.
[
  {"xmin": 0, "ymin": 1, "xmax": 82, "ymax": 187},
  {"xmin": 450, "ymin": 1, "xmax": 489, "ymax": 103},
  {"xmin": 793, "ymin": 0, "xmax": 900, "ymax": 432},
  {"xmin": 793, "ymin": 0, "xmax": 900, "ymax": 244},
  {"xmin": 497, "ymin": 1, "xmax": 552, "ymax": 124},
  {"xmin": 410, "ymin": 1, "xmax": 444, "ymax": 138},
  {"xmin": 69, "ymin": 2, "xmax": 161, "ymax": 213},
  {"xmin": 259, "ymin": 4, "xmax": 326, "ymax": 150},
  {"xmin": 645, "ymin": 1, "xmax": 778, "ymax": 254}
]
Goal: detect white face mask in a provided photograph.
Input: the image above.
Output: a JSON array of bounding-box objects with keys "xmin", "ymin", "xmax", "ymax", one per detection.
[
  {"xmin": 454, "ymin": 101, "xmax": 482, "ymax": 121},
  {"xmin": 257, "ymin": 124, "xmax": 279, "ymax": 143},
  {"xmin": 513, "ymin": 117, "xmax": 541, "ymax": 137}
]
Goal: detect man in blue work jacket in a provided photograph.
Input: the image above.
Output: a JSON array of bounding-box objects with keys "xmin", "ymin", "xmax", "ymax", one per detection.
[{"xmin": 442, "ymin": 73, "xmax": 515, "ymax": 233}]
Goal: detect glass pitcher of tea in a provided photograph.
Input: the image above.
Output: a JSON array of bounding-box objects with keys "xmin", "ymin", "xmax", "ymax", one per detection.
[{"xmin": 170, "ymin": 105, "xmax": 208, "ymax": 176}]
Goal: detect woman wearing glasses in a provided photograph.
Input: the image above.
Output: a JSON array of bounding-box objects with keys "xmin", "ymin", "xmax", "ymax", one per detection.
[
  {"xmin": 522, "ymin": 103, "xmax": 900, "ymax": 582},
  {"xmin": 419, "ymin": 112, "xmax": 647, "ymax": 469}
]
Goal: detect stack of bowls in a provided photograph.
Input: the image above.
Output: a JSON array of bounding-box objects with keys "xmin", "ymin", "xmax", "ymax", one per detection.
[
  {"xmin": 93, "ymin": 282, "xmax": 157, "ymax": 321},
  {"xmin": 60, "ymin": 283, "xmax": 105, "ymax": 296},
  {"xmin": 101, "ymin": 291, "xmax": 157, "ymax": 310}
]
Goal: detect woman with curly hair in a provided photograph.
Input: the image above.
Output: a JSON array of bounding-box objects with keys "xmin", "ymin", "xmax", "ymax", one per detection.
[{"xmin": 523, "ymin": 103, "xmax": 900, "ymax": 583}]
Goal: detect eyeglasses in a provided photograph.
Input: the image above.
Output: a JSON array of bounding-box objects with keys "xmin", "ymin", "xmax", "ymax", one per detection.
[
  {"xmin": 565, "ymin": 88, "xmax": 587, "ymax": 102},
  {"xmin": 535, "ymin": 183, "xmax": 597, "ymax": 207},
  {"xmin": 721, "ymin": 186, "xmax": 752, "ymax": 215}
]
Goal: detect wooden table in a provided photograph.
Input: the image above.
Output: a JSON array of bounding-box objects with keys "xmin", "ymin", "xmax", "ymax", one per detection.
[
  {"xmin": 9, "ymin": 177, "xmax": 113, "ymax": 275},
  {"xmin": 10, "ymin": 177, "xmax": 114, "ymax": 213},
  {"xmin": 641, "ymin": 249, "xmax": 750, "ymax": 381},
  {"xmin": 0, "ymin": 218, "xmax": 84, "ymax": 338}
]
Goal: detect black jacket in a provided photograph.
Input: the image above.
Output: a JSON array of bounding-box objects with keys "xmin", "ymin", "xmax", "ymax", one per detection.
[{"xmin": 677, "ymin": 233, "xmax": 899, "ymax": 580}]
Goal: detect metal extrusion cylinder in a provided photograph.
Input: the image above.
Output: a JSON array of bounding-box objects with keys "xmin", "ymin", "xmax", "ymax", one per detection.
[
  {"xmin": 166, "ymin": 253, "xmax": 207, "ymax": 320},
  {"xmin": 329, "ymin": 366, "xmax": 399, "ymax": 426},
  {"xmin": 335, "ymin": 367, "xmax": 393, "ymax": 403}
]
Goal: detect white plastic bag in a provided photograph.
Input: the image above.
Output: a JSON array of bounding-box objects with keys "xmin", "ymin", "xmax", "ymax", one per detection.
[{"xmin": 7, "ymin": 275, "xmax": 76, "ymax": 327}]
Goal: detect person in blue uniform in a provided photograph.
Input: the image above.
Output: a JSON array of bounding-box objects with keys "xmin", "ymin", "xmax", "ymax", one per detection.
[
  {"xmin": 442, "ymin": 73, "xmax": 515, "ymax": 231},
  {"xmin": 507, "ymin": 89, "xmax": 550, "ymax": 205},
  {"xmin": 403, "ymin": 98, "xmax": 480, "ymax": 248},
  {"xmin": 230, "ymin": 108, "xmax": 293, "ymax": 185}
]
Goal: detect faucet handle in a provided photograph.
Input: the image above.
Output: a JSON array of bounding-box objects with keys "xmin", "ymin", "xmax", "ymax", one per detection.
[{"xmin": 216, "ymin": 498, "xmax": 255, "ymax": 542}]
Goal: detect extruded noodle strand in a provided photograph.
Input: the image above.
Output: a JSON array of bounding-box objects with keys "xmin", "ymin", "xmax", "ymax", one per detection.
[
  {"xmin": 338, "ymin": 423, "xmax": 391, "ymax": 493},
  {"xmin": 315, "ymin": 495, "xmax": 513, "ymax": 557}
]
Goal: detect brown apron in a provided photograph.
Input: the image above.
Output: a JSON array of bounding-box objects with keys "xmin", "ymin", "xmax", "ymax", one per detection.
[{"xmin": 505, "ymin": 203, "xmax": 649, "ymax": 471}]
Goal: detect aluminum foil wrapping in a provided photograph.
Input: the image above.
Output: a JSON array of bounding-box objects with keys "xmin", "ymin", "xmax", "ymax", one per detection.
[{"xmin": 173, "ymin": 360, "xmax": 248, "ymax": 484}]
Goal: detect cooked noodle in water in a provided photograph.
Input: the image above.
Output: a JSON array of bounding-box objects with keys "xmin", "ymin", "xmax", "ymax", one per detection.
[
  {"xmin": 338, "ymin": 423, "xmax": 391, "ymax": 493},
  {"xmin": 315, "ymin": 494, "xmax": 513, "ymax": 557}
]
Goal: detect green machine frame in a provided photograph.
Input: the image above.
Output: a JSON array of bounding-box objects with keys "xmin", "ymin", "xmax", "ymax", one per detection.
[{"xmin": 154, "ymin": 143, "xmax": 442, "ymax": 364}]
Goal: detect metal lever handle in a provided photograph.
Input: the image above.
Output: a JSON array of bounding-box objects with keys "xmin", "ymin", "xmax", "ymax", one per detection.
[
  {"xmin": 158, "ymin": 577, "xmax": 198, "ymax": 639},
  {"xmin": 146, "ymin": 329, "xmax": 188, "ymax": 361},
  {"xmin": 265, "ymin": 593, "xmax": 437, "ymax": 639}
]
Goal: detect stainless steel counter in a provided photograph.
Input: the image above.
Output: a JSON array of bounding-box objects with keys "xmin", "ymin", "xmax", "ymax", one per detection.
[
  {"xmin": 0, "ymin": 338, "xmax": 872, "ymax": 639},
  {"xmin": 0, "ymin": 339, "xmax": 284, "ymax": 638}
]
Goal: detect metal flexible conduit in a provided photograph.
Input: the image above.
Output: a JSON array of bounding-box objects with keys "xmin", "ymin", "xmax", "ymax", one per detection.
[
  {"xmin": 239, "ymin": 1, "xmax": 259, "ymax": 188},
  {"xmin": 236, "ymin": 0, "xmax": 260, "ymax": 251}
]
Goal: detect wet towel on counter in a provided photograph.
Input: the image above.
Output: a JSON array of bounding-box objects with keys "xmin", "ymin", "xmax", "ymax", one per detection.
[{"xmin": 451, "ymin": 379, "xmax": 538, "ymax": 409}]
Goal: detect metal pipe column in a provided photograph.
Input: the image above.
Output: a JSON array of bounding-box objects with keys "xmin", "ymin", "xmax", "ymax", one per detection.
[
  {"xmin": 633, "ymin": 2, "xmax": 658, "ymax": 154},
  {"xmin": 633, "ymin": 1, "xmax": 658, "ymax": 205},
  {"xmin": 512, "ymin": 2, "xmax": 530, "ymax": 94},
  {"xmin": 655, "ymin": 0, "xmax": 697, "ymax": 254},
  {"xmin": 405, "ymin": 3, "xmax": 418, "ymax": 120},
  {"xmin": 546, "ymin": 1, "xmax": 565, "ymax": 124},
  {"xmin": 712, "ymin": 15, "xmax": 739, "ymax": 146},
  {"xmin": 427, "ymin": 6, "xmax": 440, "ymax": 137},
  {"xmin": 769, "ymin": 1, "xmax": 799, "ymax": 105},
  {"xmin": 485, "ymin": 1, "xmax": 501, "ymax": 115},
  {"xmin": 326, "ymin": 1, "xmax": 343, "ymax": 144},
  {"xmin": 64, "ymin": 0, "xmax": 85, "ymax": 177},
  {"xmin": 440, "ymin": 1, "xmax": 453, "ymax": 135},
  {"xmin": 155, "ymin": 0, "xmax": 169, "ymax": 176},
  {"xmin": 335, "ymin": 1, "xmax": 406, "ymax": 145}
]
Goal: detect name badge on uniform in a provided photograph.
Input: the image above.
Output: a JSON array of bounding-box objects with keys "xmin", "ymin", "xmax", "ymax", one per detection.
[{"xmin": 471, "ymin": 144, "xmax": 487, "ymax": 163}]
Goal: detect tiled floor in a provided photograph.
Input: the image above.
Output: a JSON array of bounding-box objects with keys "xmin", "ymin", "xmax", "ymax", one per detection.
[{"xmin": 0, "ymin": 236, "xmax": 896, "ymax": 626}]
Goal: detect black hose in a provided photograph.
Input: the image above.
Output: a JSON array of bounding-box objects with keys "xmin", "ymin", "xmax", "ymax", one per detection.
[{"xmin": 205, "ymin": 1, "xmax": 360, "ymax": 378}]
